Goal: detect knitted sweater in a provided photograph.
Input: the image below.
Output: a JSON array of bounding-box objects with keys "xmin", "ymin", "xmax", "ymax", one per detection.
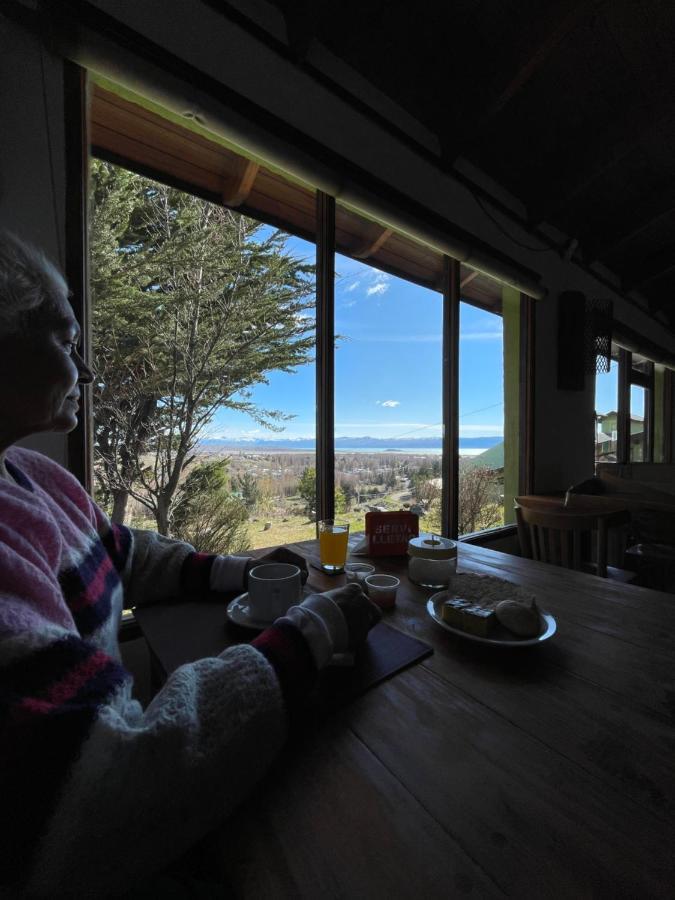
[{"xmin": 0, "ymin": 448, "xmax": 317, "ymax": 897}]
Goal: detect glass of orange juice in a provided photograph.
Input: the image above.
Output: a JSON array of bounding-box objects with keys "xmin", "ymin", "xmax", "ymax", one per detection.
[{"xmin": 318, "ymin": 519, "xmax": 350, "ymax": 573}]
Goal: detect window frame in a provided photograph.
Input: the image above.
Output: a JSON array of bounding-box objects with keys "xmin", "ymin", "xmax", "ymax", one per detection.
[
  {"xmin": 615, "ymin": 347, "xmax": 656, "ymax": 464},
  {"xmin": 71, "ymin": 67, "xmax": 535, "ymax": 543}
]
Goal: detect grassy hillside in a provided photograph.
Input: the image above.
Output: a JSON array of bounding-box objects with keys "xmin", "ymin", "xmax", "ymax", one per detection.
[{"xmin": 464, "ymin": 441, "xmax": 504, "ymax": 470}]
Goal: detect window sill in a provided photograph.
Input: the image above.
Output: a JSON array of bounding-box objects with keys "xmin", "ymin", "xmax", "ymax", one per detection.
[{"xmin": 459, "ymin": 524, "xmax": 518, "ymax": 545}]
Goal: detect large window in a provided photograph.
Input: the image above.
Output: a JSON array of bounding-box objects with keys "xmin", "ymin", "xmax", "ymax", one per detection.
[
  {"xmin": 90, "ymin": 160, "xmax": 317, "ymax": 553},
  {"xmin": 595, "ymin": 345, "xmax": 656, "ymax": 465},
  {"xmin": 458, "ymin": 301, "xmax": 504, "ymax": 535},
  {"xmin": 333, "ymin": 253, "xmax": 444, "ymax": 535},
  {"xmin": 594, "ymin": 356, "xmax": 619, "ymax": 464},
  {"xmin": 84, "ymin": 79, "xmax": 533, "ymax": 548}
]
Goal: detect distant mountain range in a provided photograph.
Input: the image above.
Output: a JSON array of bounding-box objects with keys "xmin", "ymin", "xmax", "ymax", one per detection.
[{"xmin": 200, "ymin": 435, "xmax": 503, "ymax": 451}]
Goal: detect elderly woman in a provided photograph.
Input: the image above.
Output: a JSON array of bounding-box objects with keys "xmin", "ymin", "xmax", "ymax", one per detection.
[{"xmin": 0, "ymin": 231, "xmax": 379, "ymax": 896}]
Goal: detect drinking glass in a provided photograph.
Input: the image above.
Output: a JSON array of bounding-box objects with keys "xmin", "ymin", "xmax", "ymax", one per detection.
[{"xmin": 318, "ymin": 519, "xmax": 350, "ymax": 573}]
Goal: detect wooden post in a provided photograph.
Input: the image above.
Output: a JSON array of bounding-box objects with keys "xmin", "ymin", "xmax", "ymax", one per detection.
[
  {"xmin": 664, "ymin": 369, "xmax": 674, "ymax": 465},
  {"xmin": 316, "ymin": 191, "xmax": 335, "ymax": 527},
  {"xmin": 441, "ymin": 257, "xmax": 460, "ymax": 539},
  {"xmin": 520, "ymin": 294, "xmax": 536, "ymax": 495},
  {"xmin": 502, "ymin": 285, "xmax": 520, "ymax": 524},
  {"xmin": 644, "ymin": 361, "xmax": 655, "ymax": 463},
  {"xmin": 653, "ymin": 365, "xmax": 665, "ymax": 463},
  {"xmin": 64, "ymin": 61, "xmax": 93, "ymax": 492},
  {"xmin": 617, "ymin": 348, "xmax": 631, "ymax": 465}
]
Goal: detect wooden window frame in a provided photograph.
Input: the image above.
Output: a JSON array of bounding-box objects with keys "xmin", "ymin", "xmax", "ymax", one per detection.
[
  {"xmin": 519, "ymin": 295, "xmax": 536, "ymax": 495},
  {"xmin": 64, "ymin": 62, "xmax": 93, "ymax": 492},
  {"xmin": 616, "ymin": 348, "xmax": 656, "ymax": 464},
  {"xmin": 441, "ymin": 258, "xmax": 460, "ymax": 539},
  {"xmin": 72, "ymin": 74, "xmax": 534, "ymax": 545},
  {"xmin": 316, "ymin": 191, "xmax": 335, "ymax": 526},
  {"xmin": 665, "ymin": 369, "xmax": 674, "ymax": 465}
]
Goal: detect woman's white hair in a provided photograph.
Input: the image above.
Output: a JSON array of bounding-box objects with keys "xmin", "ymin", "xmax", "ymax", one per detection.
[{"xmin": 0, "ymin": 230, "xmax": 67, "ymax": 337}]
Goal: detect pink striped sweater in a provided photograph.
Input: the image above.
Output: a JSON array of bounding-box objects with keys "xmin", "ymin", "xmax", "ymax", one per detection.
[{"xmin": 0, "ymin": 448, "xmax": 316, "ymax": 896}]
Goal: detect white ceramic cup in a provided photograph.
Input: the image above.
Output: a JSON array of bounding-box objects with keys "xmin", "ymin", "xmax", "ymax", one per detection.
[
  {"xmin": 364, "ymin": 574, "xmax": 400, "ymax": 609},
  {"xmin": 344, "ymin": 563, "xmax": 376, "ymax": 585},
  {"xmin": 247, "ymin": 563, "xmax": 302, "ymax": 622}
]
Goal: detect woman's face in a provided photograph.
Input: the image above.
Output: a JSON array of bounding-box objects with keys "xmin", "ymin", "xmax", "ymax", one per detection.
[{"xmin": 0, "ymin": 288, "xmax": 93, "ymax": 444}]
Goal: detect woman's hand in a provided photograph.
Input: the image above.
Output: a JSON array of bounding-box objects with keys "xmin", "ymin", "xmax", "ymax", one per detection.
[
  {"xmin": 321, "ymin": 583, "xmax": 382, "ymax": 650},
  {"xmin": 252, "ymin": 546, "xmax": 309, "ymax": 584}
]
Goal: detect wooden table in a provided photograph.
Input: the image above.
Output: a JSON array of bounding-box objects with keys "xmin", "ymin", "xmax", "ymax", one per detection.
[{"xmin": 135, "ymin": 541, "xmax": 675, "ymax": 898}]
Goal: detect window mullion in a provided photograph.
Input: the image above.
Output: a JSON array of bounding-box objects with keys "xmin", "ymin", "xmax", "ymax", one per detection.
[
  {"xmin": 64, "ymin": 61, "xmax": 93, "ymax": 492},
  {"xmin": 441, "ymin": 257, "xmax": 460, "ymax": 539},
  {"xmin": 617, "ymin": 348, "xmax": 631, "ymax": 465},
  {"xmin": 316, "ymin": 191, "xmax": 335, "ymax": 526}
]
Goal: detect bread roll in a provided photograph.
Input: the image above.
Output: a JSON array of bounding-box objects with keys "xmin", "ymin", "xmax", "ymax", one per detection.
[{"xmin": 495, "ymin": 599, "xmax": 541, "ymax": 637}]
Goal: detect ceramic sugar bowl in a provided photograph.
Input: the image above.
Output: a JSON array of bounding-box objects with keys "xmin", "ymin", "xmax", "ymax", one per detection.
[{"xmin": 407, "ymin": 534, "xmax": 457, "ymax": 589}]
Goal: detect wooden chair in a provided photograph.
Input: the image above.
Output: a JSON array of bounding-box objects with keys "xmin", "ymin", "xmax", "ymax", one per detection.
[{"xmin": 514, "ymin": 499, "xmax": 633, "ymax": 580}]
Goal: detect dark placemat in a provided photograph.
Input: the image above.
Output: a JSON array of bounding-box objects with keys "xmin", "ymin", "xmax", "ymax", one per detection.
[{"xmin": 315, "ymin": 622, "xmax": 433, "ymax": 710}]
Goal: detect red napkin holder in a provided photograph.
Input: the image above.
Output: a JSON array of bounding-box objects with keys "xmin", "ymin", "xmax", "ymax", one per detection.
[{"xmin": 365, "ymin": 511, "xmax": 419, "ymax": 556}]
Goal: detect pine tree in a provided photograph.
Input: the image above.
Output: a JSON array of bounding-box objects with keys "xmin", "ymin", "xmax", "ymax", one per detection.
[{"xmin": 90, "ymin": 160, "xmax": 315, "ymax": 534}]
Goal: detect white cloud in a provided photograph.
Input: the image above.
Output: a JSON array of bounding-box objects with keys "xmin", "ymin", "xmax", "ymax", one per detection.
[
  {"xmin": 365, "ymin": 270, "xmax": 391, "ymax": 297},
  {"xmin": 345, "ymin": 280, "xmax": 360, "ymax": 292},
  {"xmin": 376, "ymin": 400, "xmax": 400, "ymax": 408}
]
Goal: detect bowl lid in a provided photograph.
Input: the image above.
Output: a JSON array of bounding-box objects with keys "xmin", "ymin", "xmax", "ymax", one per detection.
[{"xmin": 408, "ymin": 534, "xmax": 457, "ymax": 559}]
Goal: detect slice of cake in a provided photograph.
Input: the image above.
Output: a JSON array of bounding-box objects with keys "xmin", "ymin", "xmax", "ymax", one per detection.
[
  {"xmin": 460, "ymin": 605, "xmax": 496, "ymax": 637},
  {"xmin": 441, "ymin": 598, "xmax": 471, "ymax": 627}
]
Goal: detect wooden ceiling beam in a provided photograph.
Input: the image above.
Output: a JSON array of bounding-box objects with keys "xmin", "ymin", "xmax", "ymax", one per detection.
[
  {"xmin": 621, "ymin": 241, "xmax": 675, "ymax": 292},
  {"xmin": 484, "ymin": 1, "xmax": 598, "ymax": 122},
  {"xmin": 279, "ymin": 0, "xmax": 316, "ymax": 62},
  {"xmin": 589, "ymin": 202, "xmax": 675, "ymax": 264},
  {"xmin": 443, "ymin": 0, "xmax": 600, "ymax": 163},
  {"xmin": 460, "ymin": 270, "xmax": 479, "ymax": 289},
  {"xmin": 221, "ymin": 159, "xmax": 260, "ymax": 208},
  {"xmin": 626, "ymin": 259, "xmax": 675, "ymax": 293},
  {"xmin": 530, "ymin": 105, "xmax": 675, "ymax": 228},
  {"xmin": 352, "ymin": 227, "xmax": 393, "ymax": 260}
]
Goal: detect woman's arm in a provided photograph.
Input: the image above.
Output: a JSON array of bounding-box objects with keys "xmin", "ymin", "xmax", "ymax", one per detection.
[
  {"xmin": 22, "ymin": 647, "xmax": 286, "ymax": 896},
  {"xmin": 100, "ymin": 519, "xmax": 252, "ymax": 608}
]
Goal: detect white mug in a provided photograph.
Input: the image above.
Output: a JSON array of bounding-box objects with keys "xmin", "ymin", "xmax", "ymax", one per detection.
[{"xmin": 247, "ymin": 563, "xmax": 302, "ymax": 622}]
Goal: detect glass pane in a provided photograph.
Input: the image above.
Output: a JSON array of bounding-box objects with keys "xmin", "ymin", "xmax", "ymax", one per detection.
[
  {"xmin": 595, "ymin": 357, "xmax": 618, "ymax": 464},
  {"xmin": 458, "ymin": 301, "xmax": 504, "ymax": 536},
  {"xmin": 630, "ymin": 384, "xmax": 646, "ymax": 462},
  {"xmin": 333, "ymin": 252, "xmax": 443, "ymax": 537},
  {"xmin": 90, "ymin": 159, "xmax": 316, "ymax": 559}
]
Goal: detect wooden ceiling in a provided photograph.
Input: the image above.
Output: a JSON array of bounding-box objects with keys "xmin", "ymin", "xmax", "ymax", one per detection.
[
  {"xmin": 207, "ymin": 0, "xmax": 675, "ymax": 331},
  {"xmin": 90, "ymin": 84, "xmax": 503, "ymax": 311}
]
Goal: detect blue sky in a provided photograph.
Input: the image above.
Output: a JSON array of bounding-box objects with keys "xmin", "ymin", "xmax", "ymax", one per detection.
[
  {"xmin": 595, "ymin": 360, "xmax": 619, "ymax": 417},
  {"xmin": 595, "ymin": 360, "xmax": 645, "ymax": 419},
  {"xmin": 208, "ymin": 232, "xmax": 505, "ymax": 442}
]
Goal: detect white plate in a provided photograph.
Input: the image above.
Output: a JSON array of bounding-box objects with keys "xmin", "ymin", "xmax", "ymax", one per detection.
[
  {"xmin": 226, "ymin": 585, "xmax": 313, "ymax": 631},
  {"xmin": 426, "ymin": 591, "xmax": 556, "ymax": 647}
]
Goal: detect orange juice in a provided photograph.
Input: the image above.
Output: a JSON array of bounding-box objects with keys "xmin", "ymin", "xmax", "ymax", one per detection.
[{"xmin": 319, "ymin": 522, "xmax": 349, "ymax": 570}]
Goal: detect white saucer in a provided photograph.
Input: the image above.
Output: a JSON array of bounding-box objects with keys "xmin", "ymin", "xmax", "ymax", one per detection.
[
  {"xmin": 226, "ymin": 593, "xmax": 276, "ymax": 630},
  {"xmin": 227, "ymin": 586, "xmax": 313, "ymax": 630}
]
